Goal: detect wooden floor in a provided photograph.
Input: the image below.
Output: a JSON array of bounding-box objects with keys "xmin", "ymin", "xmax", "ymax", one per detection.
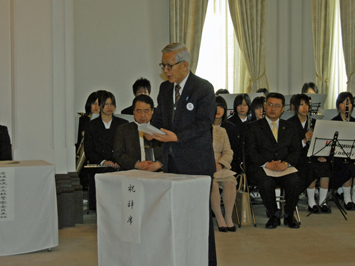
[{"xmin": 1, "ymin": 195, "xmax": 354, "ymax": 266}]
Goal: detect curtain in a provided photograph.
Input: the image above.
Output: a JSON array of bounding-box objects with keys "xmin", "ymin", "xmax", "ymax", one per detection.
[
  {"xmin": 169, "ymin": 0, "xmax": 209, "ymax": 73},
  {"xmin": 311, "ymin": 0, "xmax": 335, "ymax": 109},
  {"xmin": 339, "ymin": 0, "xmax": 355, "ymax": 95},
  {"xmin": 228, "ymin": 0, "xmax": 268, "ymax": 93}
]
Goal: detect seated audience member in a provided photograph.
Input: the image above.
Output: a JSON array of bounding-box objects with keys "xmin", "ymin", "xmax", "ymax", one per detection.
[
  {"xmin": 215, "ymin": 96, "xmax": 240, "ymax": 173},
  {"xmin": 331, "ymin": 92, "xmax": 355, "ymax": 210},
  {"xmin": 301, "ymin": 82, "xmax": 318, "ymax": 94},
  {"xmin": 245, "ymin": 92, "xmax": 302, "ymax": 229},
  {"xmin": 288, "ymin": 94, "xmax": 331, "ymax": 213},
  {"xmin": 211, "ymin": 101, "xmax": 236, "ymax": 232},
  {"xmin": 256, "ymin": 88, "xmax": 269, "ymax": 97},
  {"xmin": 76, "ymin": 91, "xmax": 101, "ymax": 152},
  {"xmin": 250, "ymin": 96, "xmax": 265, "ymax": 121},
  {"xmin": 114, "ymin": 95, "xmax": 162, "ymax": 171},
  {"xmin": 215, "ymin": 89, "xmax": 229, "ymax": 95},
  {"xmin": 85, "ymin": 91, "xmax": 128, "ymax": 210},
  {"xmin": 0, "ymin": 125, "xmax": 12, "ymax": 160},
  {"xmin": 121, "ymin": 78, "xmax": 151, "ymax": 115}
]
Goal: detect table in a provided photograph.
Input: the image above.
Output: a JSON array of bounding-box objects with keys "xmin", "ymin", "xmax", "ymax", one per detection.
[
  {"xmin": 0, "ymin": 160, "xmax": 58, "ymax": 256},
  {"xmin": 95, "ymin": 170, "xmax": 211, "ymax": 266}
]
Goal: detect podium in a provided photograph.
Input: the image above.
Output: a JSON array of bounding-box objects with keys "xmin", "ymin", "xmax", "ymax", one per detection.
[
  {"xmin": 95, "ymin": 170, "xmax": 211, "ymax": 266},
  {"xmin": 0, "ymin": 160, "xmax": 58, "ymax": 256}
]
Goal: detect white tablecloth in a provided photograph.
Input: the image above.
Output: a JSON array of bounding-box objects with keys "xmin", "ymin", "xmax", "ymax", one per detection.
[
  {"xmin": 95, "ymin": 170, "xmax": 211, "ymax": 266},
  {"xmin": 0, "ymin": 160, "xmax": 58, "ymax": 256}
]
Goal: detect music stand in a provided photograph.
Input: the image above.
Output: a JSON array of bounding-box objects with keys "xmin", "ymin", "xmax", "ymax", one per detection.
[
  {"xmin": 307, "ymin": 120, "xmax": 355, "ymax": 219},
  {"xmin": 306, "ymin": 94, "xmax": 327, "ymax": 114}
]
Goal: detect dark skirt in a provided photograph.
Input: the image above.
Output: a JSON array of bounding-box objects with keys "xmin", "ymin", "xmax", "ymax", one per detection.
[{"xmin": 331, "ymin": 158, "xmax": 355, "ymax": 188}]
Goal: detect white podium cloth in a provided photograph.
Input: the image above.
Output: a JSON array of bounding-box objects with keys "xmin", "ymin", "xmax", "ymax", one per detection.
[
  {"xmin": 95, "ymin": 170, "xmax": 211, "ymax": 266},
  {"xmin": 0, "ymin": 160, "xmax": 58, "ymax": 256}
]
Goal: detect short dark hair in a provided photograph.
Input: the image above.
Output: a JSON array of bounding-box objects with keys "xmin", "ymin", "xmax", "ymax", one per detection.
[
  {"xmin": 132, "ymin": 94, "xmax": 154, "ymax": 111},
  {"xmin": 233, "ymin": 94, "xmax": 251, "ymax": 115},
  {"xmin": 256, "ymin": 88, "xmax": 269, "ymax": 97},
  {"xmin": 99, "ymin": 91, "xmax": 116, "ymax": 112},
  {"xmin": 85, "ymin": 92, "xmax": 99, "ymax": 115},
  {"xmin": 215, "ymin": 89, "xmax": 229, "ymax": 95},
  {"xmin": 293, "ymin": 94, "xmax": 310, "ymax": 114},
  {"xmin": 336, "ymin": 92, "xmax": 354, "ymax": 112},
  {"xmin": 301, "ymin": 82, "xmax": 319, "ymax": 94},
  {"xmin": 266, "ymin": 92, "xmax": 285, "ymax": 106},
  {"xmin": 251, "ymin": 96, "xmax": 265, "ymax": 121},
  {"xmin": 132, "ymin": 78, "xmax": 151, "ymax": 96},
  {"xmin": 215, "ymin": 96, "xmax": 228, "ymax": 127}
]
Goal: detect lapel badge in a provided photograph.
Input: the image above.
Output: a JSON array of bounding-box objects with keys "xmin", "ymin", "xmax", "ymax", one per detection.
[{"xmin": 186, "ymin": 102, "xmax": 194, "ymax": 111}]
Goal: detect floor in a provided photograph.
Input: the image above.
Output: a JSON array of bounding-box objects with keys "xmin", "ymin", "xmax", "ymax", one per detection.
[{"xmin": 0, "ymin": 194, "xmax": 354, "ymax": 266}]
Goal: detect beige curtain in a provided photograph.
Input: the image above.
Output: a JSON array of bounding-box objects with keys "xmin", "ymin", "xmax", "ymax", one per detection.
[
  {"xmin": 169, "ymin": 0, "xmax": 208, "ymax": 73},
  {"xmin": 339, "ymin": 0, "xmax": 355, "ymax": 94},
  {"xmin": 228, "ymin": 0, "xmax": 268, "ymax": 93},
  {"xmin": 311, "ymin": 0, "xmax": 335, "ymax": 108}
]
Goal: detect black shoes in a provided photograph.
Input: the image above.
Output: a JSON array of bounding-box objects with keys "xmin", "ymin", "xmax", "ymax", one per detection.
[
  {"xmin": 227, "ymin": 226, "xmax": 237, "ymax": 232},
  {"xmin": 265, "ymin": 215, "xmax": 280, "ymax": 229},
  {"xmin": 284, "ymin": 216, "xmax": 300, "ymax": 229},
  {"xmin": 320, "ymin": 203, "xmax": 331, "ymax": 213},
  {"xmin": 344, "ymin": 202, "xmax": 354, "ymax": 210},
  {"xmin": 217, "ymin": 224, "xmax": 228, "ymax": 232},
  {"xmin": 308, "ymin": 205, "xmax": 320, "ymax": 213}
]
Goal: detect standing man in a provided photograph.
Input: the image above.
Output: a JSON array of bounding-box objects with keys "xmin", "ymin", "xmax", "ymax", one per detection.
[
  {"xmin": 245, "ymin": 92, "xmax": 302, "ymax": 229},
  {"xmin": 113, "ymin": 94, "xmax": 162, "ymax": 171},
  {"xmin": 0, "ymin": 125, "xmax": 12, "ymax": 160},
  {"xmin": 151, "ymin": 43, "xmax": 217, "ymax": 265}
]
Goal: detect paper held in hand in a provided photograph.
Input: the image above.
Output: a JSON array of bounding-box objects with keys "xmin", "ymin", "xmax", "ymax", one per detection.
[
  {"xmin": 138, "ymin": 123, "xmax": 166, "ymax": 135},
  {"xmin": 264, "ymin": 166, "xmax": 298, "ymax": 177}
]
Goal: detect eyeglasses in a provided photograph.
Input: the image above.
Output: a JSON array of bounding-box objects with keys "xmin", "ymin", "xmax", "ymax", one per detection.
[
  {"xmin": 266, "ymin": 103, "xmax": 282, "ymax": 109},
  {"xmin": 159, "ymin": 61, "xmax": 184, "ymax": 70}
]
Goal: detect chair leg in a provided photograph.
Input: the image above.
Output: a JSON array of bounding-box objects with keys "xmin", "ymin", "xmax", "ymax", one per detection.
[
  {"xmin": 295, "ymin": 206, "xmax": 301, "ymax": 224},
  {"xmin": 233, "ymin": 201, "xmax": 241, "ymax": 228}
]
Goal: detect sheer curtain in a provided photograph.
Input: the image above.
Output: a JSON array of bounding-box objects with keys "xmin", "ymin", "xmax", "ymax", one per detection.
[
  {"xmin": 328, "ymin": 0, "xmax": 347, "ymax": 109},
  {"xmin": 195, "ymin": 0, "xmax": 242, "ymax": 93}
]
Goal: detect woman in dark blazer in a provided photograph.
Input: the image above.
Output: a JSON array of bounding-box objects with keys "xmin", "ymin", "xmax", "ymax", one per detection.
[
  {"xmin": 0, "ymin": 125, "xmax": 12, "ymax": 160},
  {"xmin": 331, "ymin": 92, "xmax": 355, "ymax": 210},
  {"xmin": 288, "ymin": 94, "xmax": 331, "ymax": 213},
  {"xmin": 84, "ymin": 91, "xmax": 128, "ymax": 210}
]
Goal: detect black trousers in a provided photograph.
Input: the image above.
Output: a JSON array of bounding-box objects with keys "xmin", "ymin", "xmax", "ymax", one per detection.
[
  {"xmin": 168, "ymin": 155, "xmax": 217, "ymax": 266},
  {"xmin": 247, "ymin": 166, "xmax": 302, "ymax": 217}
]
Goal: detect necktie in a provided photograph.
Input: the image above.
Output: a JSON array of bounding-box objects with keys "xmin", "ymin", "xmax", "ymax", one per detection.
[
  {"xmin": 271, "ymin": 122, "xmax": 278, "ymax": 141},
  {"xmin": 175, "ymin": 84, "xmax": 181, "ymax": 102}
]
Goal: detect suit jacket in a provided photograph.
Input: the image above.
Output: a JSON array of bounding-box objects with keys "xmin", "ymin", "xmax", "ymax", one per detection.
[
  {"xmin": 245, "ymin": 117, "xmax": 301, "ymax": 168},
  {"xmin": 84, "ymin": 115, "xmax": 128, "ymax": 164},
  {"xmin": 331, "ymin": 113, "xmax": 355, "ymax": 122},
  {"xmin": 113, "ymin": 122, "xmax": 162, "ymax": 170},
  {"xmin": 0, "ymin": 125, "xmax": 12, "ymax": 161},
  {"xmin": 121, "ymin": 105, "xmax": 133, "ymax": 115},
  {"xmin": 213, "ymin": 125, "xmax": 233, "ymax": 169},
  {"xmin": 152, "ymin": 71, "xmax": 216, "ymax": 176}
]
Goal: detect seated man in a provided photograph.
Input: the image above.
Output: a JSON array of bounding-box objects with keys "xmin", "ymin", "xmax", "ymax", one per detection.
[
  {"xmin": 0, "ymin": 125, "xmax": 12, "ymax": 160},
  {"xmin": 245, "ymin": 92, "xmax": 302, "ymax": 229},
  {"xmin": 121, "ymin": 78, "xmax": 151, "ymax": 115},
  {"xmin": 114, "ymin": 94, "xmax": 162, "ymax": 171}
]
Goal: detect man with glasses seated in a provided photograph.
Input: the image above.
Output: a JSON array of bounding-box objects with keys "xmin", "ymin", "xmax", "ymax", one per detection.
[
  {"xmin": 121, "ymin": 78, "xmax": 151, "ymax": 115},
  {"xmin": 245, "ymin": 92, "xmax": 302, "ymax": 229},
  {"xmin": 113, "ymin": 94, "xmax": 162, "ymax": 171}
]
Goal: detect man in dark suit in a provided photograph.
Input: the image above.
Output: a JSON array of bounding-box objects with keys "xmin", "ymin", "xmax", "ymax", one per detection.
[
  {"xmin": 245, "ymin": 92, "xmax": 302, "ymax": 229},
  {"xmin": 0, "ymin": 125, "xmax": 12, "ymax": 160},
  {"xmin": 113, "ymin": 94, "xmax": 162, "ymax": 171},
  {"xmin": 84, "ymin": 91, "xmax": 128, "ymax": 210},
  {"xmin": 150, "ymin": 43, "xmax": 217, "ymax": 266}
]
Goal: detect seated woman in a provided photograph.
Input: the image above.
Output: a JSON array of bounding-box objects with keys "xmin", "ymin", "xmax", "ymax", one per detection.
[
  {"xmin": 301, "ymin": 82, "xmax": 318, "ymax": 94},
  {"xmin": 76, "ymin": 91, "xmax": 101, "ymax": 152},
  {"xmin": 288, "ymin": 94, "xmax": 331, "ymax": 213},
  {"xmin": 211, "ymin": 100, "xmax": 236, "ymax": 232},
  {"xmin": 215, "ymin": 96, "xmax": 240, "ymax": 173},
  {"xmin": 250, "ymin": 96, "xmax": 265, "ymax": 121},
  {"xmin": 0, "ymin": 125, "xmax": 12, "ymax": 160},
  {"xmin": 84, "ymin": 91, "xmax": 128, "ymax": 210},
  {"xmin": 331, "ymin": 92, "xmax": 355, "ymax": 210}
]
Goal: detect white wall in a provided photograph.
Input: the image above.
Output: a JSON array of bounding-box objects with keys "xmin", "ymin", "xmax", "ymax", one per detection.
[{"xmin": 74, "ymin": 0, "xmax": 169, "ymax": 114}]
